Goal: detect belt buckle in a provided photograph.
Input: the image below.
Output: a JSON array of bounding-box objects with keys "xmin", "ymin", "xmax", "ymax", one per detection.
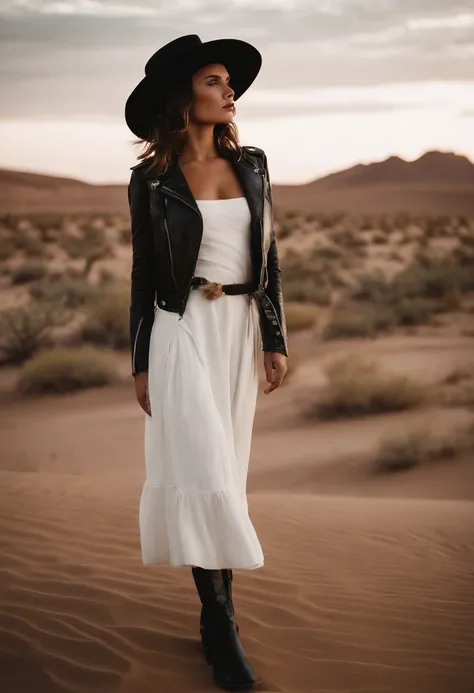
[{"xmin": 200, "ymin": 281, "xmax": 224, "ymax": 300}]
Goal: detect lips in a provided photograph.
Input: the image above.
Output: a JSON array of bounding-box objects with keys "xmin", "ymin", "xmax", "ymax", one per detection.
[{"xmin": 223, "ymin": 103, "xmax": 234, "ymax": 110}]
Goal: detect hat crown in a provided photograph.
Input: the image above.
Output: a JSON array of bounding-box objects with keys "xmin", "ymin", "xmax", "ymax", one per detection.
[{"xmin": 145, "ymin": 34, "xmax": 203, "ymax": 76}]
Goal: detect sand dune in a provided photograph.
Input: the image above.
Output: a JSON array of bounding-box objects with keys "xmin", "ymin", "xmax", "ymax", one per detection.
[{"xmin": 1, "ymin": 334, "xmax": 474, "ymax": 692}]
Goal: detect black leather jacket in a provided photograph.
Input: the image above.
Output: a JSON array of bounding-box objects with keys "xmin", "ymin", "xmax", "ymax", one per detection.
[{"xmin": 128, "ymin": 145, "xmax": 288, "ymax": 376}]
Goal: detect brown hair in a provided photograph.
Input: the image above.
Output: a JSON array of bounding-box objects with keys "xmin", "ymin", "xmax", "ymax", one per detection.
[{"xmin": 131, "ymin": 74, "xmax": 242, "ymax": 175}]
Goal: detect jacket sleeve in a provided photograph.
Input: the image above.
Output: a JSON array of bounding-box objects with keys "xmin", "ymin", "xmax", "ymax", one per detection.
[
  {"xmin": 261, "ymin": 153, "xmax": 289, "ymax": 357},
  {"xmin": 128, "ymin": 168, "xmax": 156, "ymax": 376}
]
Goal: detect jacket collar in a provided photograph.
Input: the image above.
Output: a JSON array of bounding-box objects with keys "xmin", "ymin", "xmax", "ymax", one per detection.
[{"xmin": 143, "ymin": 148, "xmax": 264, "ymax": 228}]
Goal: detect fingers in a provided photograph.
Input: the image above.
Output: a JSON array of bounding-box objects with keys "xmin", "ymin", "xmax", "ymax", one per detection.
[
  {"xmin": 264, "ymin": 357, "xmax": 274, "ymax": 384},
  {"xmin": 138, "ymin": 385, "xmax": 151, "ymax": 416},
  {"xmin": 264, "ymin": 362, "xmax": 287, "ymax": 394}
]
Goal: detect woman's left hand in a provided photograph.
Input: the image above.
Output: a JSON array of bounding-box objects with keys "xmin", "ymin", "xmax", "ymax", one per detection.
[{"xmin": 263, "ymin": 351, "xmax": 287, "ymax": 394}]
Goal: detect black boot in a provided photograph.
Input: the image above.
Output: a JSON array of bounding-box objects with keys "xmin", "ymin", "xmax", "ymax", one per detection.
[
  {"xmin": 199, "ymin": 570, "xmax": 240, "ymax": 665},
  {"xmin": 191, "ymin": 567, "xmax": 259, "ymax": 691}
]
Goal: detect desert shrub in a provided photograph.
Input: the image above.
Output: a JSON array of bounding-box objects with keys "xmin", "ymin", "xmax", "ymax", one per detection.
[
  {"xmin": 22, "ymin": 236, "xmax": 47, "ymax": 258},
  {"xmin": 284, "ymin": 302, "xmax": 318, "ymax": 332},
  {"xmin": 28, "ymin": 213, "xmax": 64, "ymax": 234},
  {"xmin": 393, "ymin": 212, "xmax": 411, "ymax": 230},
  {"xmin": 80, "ymin": 283, "xmax": 129, "ymax": 348},
  {"xmin": 0, "ymin": 301, "xmax": 68, "ymax": 365},
  {"xmin": 352, "ymin": 270, "xmax": 392, "ymax": 303},
  {"xmin": 118, "ymin": 226, "xmax": 132, "ymax": 244},
  {"xmin": 373, "ymin": 421, "xmax": 474, "ymax": 473},
  {"xmin": 11, "ymin": 261, "xmax": 48, "ymax": 284},
  {"xmin": 17, "ymin": 345, "xmax": 119, "ymax": 395},
  {"xmin": 352, "ymin": 261, "xmax": 470, "ymax": 324},
  {"xmin": 29, "ymin": 275, "xmax": 99, "ymax": 309},
  {"xmin": 309, "ymin": 354, "xmax": 427, "ymax": 419},
  {"xmin": 97, "ymin": 268, "xmax": 116, "ymax": 285},
  {"xmin": 425, "ymin": 215, "xmax": 451, "ymax": 238},
  {"xmin": 380, "ymin": 216, "xmax": 395, "ymax": 233},
  {"xmin": 392, "ymin": 297, "xmax": 439, "ymax": 326},
  {"xmin": 283, "ymin": 277, "xmax": 332, "ymax": 305},
  {"xmin": 372, "ymin": 232, "xmax": 388, "ymax": 244},
  {"xmin": 394, "ymin": 261, "xmax": 459, "ymax": 300},
  {"xmin": 59, "ymin": 224, "xmax": 113, "ymax": 277},
  {"xmin": 319, "ymin": 211, "xmax": 346, "ymax": 228},
  {"xmin": 318, "ymin": 245, "xmax": 344, "ymax": 259},
  {"xmin": 389, "ymin": 251, "xmax": 403, "ymax": 262},
  {"xmin": 281, "ymin": 250, "xmax": 336, "ymax": 305},
  {"xmin": 331, "ymin": 228, "xmax": 366, "ymax": 249},
  {"xmin": 322, "ymin": 303, "xmax": 396, "ymax": 340},
  {"xmin": 453, "ymin": 247, "xmax": 474, "ymax": 267},
  {"xmin": 0, "ymin": 237, "xmax": 16, "ymax": 261},
  {"xmin": 359, "ymin": 216, "xmax": 374, "ymax": 231}
]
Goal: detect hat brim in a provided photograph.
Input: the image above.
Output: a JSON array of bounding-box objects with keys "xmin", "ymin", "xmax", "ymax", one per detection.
[{"xmin": 125, "ymin": 38, "xmax": 262, "ymax": 140}]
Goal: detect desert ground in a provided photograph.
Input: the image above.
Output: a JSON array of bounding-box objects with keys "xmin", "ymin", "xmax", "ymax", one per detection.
[{"xmin": 1, "ymin": 188, "xmax": 474, "ymax": 692}]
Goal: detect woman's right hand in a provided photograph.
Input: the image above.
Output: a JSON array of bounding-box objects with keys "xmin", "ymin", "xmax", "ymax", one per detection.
[{"xmin": 134, "ymin": 371, "xmax": 151, "ymax": 416}]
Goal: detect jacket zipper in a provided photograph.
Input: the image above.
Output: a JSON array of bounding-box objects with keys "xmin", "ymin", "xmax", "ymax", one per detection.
[
  {"xmin": 162, "ymin": 198, "xmax": 178, "ymax": 292},
  {"xmin": 160, "ymin": 185, "xmax": 203, "ymax": 318},
  {"xmin": 132, "ymin": 316, "xmax": 144, "ymax": 373},
  {"xmin": 258, "ymin": 166, "xmax": 267, "ymax": 289}
]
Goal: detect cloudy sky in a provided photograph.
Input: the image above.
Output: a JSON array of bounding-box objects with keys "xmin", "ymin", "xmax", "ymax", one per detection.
[{"xmin": 0, "ymin": 0, "xmax": 473, "ymax": 183}]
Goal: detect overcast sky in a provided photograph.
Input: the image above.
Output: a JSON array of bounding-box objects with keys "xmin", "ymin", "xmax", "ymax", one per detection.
[{"xmin": 1, "ymin": 0, "xmax": 473, "ymax": 183}]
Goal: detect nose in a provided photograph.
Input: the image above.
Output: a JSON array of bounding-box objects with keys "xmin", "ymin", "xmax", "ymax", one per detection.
[{"xmin": 225, "ymin": 83, "xmax": 234, "ymax": 99}]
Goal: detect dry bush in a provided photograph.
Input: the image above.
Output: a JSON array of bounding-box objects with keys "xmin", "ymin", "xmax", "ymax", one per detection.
[
  {"xmin": 392, "ymin": 297, "xmax": 441, "ymax": 326},
  {"xmin": 322, "ymin": 303, "xmax": 397, "ymax": 340},
  {"xmin": 118, "ymin": 226, "xmax": 132, "ymax": 245},
  {"xmin": 59, "ymin": 224, "xmax": 113, "ymax": 277},
  {"xmin": 318, "ymin": 245, "xmax": 345, "ymax": 259},
  {"xmin": 80, "ymin": 282, "xmax": 129, "ymax": 348},
  {"xmin": 29, "ymin": 274, "xmax": 99, "ymax": 309},
  {"xmin": 284, "ymin": 278, "xmax": 332, "ymax": 305},
  {"xmin": 330, "ymin": 228, "xmax": 367, "ymax": 250},
  {"xmin": 372, "ymin": 232, "xmax": 388, "ymax": 244},
  {"xmin": 309, "ymin": 353, "xmax": 428, "ymax": 419},
  {"xmin": 284, "ymin": 302, "xmax": 318, "ymax": 332},
  {"xmin": 351, "ymin": 260, "xmax": 471, "ymax": 329},
  {"xmin": 281, "ymin": 249, "xmax": 341, "ymax": 305},
  {"xmin": 439, "ymin": 366, "xmax": 474, "ymax": 408},
  {"xmin": 17, "ymin": 345, "xmax": 120, "ymax": 395},
  {"xmin": 0, "ymin": 301, "xmax": 68, "ymax": 365},
  {"xmin": 372, "ymin": 420, "xmax": 474, "ymax": 473},
  {"xmin": 0, "ymin": 237, "xmax": 16, "ymax": 261},
  {"xmin": 10, "ymin": 261, "xmax": 48, "ymax": 284}
]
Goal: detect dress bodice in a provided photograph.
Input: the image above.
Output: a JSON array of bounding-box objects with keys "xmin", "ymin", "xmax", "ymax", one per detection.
[{"xmin": 194, "ymin": 197, "xmax": 252, "ymax": 285}]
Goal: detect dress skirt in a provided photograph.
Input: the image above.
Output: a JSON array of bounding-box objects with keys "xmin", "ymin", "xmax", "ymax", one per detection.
[{"xmin": 138, "ymin": 196, "xmax": 265, "ymax": 569}]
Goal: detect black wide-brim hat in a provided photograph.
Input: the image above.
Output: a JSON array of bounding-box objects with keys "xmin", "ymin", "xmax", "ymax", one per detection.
[{"xmin": 125, "ymin": 34, "xmax": 262, "ymax": 140}]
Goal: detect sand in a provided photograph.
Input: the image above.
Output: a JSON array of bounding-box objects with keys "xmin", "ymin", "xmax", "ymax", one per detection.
[{"xmin": 1, "ymin": 334, "xmax": 474, "ymax": 693}]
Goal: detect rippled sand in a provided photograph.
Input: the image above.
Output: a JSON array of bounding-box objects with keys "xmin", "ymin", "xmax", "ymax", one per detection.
[{"xmin": 1, "ymin": 337, "xmax": 474, "ymax": 692}]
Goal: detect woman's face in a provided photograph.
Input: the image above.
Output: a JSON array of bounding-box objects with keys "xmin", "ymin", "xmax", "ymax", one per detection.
[{"xmin": 190, "ymin": 63, "xmax": 235, "ymax": 125}]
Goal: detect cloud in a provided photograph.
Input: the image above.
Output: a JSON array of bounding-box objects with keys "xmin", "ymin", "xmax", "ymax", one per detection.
[{"xmin": 0, "ymin": 0, "xmax": 473, "ymax": 120}]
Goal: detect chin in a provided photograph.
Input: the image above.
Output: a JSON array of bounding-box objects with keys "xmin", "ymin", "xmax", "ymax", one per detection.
[{"xmin": 218, "ymin": 109, "xmax": 234, "ymax": 123}]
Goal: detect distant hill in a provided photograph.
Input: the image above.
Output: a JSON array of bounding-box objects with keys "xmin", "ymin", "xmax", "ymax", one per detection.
[
  {"xmin": 0, "ymin": 150, "xmax": 473, "ymax": 216},
  {"xmin": 0, "ymin": 169, "xmax": 126, "ymax": 215},
  {"xmin": 272, "ymin": 151, "xmax": 474, "ymax": 216}
]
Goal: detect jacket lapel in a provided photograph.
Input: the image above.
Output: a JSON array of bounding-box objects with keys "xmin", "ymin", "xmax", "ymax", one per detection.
[{"xmin": 144, "ymin": 149, "xmax": 265, "ymax": 280}]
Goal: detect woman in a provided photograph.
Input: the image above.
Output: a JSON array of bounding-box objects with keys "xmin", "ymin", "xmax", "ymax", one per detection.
[{"xmin": 125, "ymin": 34, "xmax": 288, "ymax": 690}]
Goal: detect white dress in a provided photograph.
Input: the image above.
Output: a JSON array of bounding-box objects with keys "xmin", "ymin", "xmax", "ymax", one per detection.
[{"xmin": 139, "ymin": 196, "xmax": 265, "ymax": 570}]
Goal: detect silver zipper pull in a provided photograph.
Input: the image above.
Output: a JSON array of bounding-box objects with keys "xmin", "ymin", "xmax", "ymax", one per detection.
[{"xmin": 150, "ymin": 180, "xmax": 161, "ymax": 190}]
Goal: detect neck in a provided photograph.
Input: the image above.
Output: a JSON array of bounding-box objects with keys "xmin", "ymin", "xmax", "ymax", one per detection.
[{"xmin": 178, "ymin": 122, "xmax": 219, "ymax": 164}]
